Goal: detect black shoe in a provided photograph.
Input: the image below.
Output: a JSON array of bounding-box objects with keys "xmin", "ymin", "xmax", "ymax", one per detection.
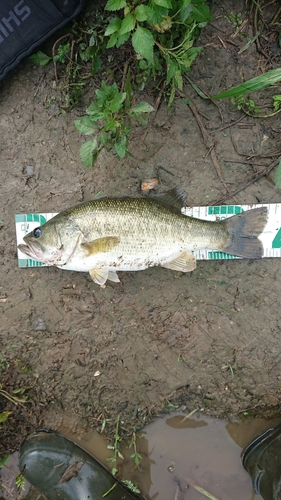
[
  {"xmin": 242, "ymin": 424, "xmax": 281, "ymax": 500},
  {"xmin": 19, "ymin": 429, "xmax": 141, "ymax": 500}
]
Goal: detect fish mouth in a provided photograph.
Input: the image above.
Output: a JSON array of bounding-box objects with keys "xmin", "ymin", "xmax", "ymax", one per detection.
[{"xmin": 18, "ymin": 241, "xmax": 45, "ymax": 262}]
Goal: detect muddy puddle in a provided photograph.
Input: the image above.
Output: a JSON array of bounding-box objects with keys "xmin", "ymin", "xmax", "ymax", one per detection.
[{"xmin": 2, "ymin": 412, "xmax": 281, "ymax": 499}]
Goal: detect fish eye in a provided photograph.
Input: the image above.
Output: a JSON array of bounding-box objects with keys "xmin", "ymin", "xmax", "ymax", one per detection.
[{"xmin": 33, "ymin": 227, "xmax": 42, "ymax": 238}]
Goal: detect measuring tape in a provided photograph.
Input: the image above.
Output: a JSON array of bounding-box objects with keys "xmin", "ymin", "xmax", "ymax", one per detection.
[{"xmin": 15, "ymin": 203, "xmax": 281, "ymax": 267}]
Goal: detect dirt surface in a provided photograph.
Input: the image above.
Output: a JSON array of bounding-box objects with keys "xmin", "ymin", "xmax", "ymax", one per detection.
[{"xmin": 1, "ymin": 0, "xmax": 281, "ymax": 461}]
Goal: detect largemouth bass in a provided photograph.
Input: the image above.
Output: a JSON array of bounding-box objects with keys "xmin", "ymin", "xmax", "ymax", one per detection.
[{"xmin": 18, "ymin": 189, "xmax": 268, "ymax": 286}]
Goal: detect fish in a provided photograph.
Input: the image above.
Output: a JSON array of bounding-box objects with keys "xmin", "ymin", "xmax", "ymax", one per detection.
[{"xmin": 18, "ymin": 188, "xmax": 268, "ymax": 286}]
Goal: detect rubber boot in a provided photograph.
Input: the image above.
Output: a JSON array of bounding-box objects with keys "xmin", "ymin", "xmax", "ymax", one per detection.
[
  {"xmin": 19, "ymin": 429, "xmax": 141, "ymax": 500},
  {"xmin": 242, "ymin": 424, "xmax": 281, "ymax": 500}
]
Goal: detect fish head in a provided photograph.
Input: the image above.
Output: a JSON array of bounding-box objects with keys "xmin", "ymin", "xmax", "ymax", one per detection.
[{"xmin": 18, "ymin": 220, "xmax": 66, "ymax": 265}]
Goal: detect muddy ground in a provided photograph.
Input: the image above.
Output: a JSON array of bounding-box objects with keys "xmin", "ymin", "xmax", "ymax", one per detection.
[{"xmin": 1, "ymin": 0, "xmax": 281, "ymax": 466}]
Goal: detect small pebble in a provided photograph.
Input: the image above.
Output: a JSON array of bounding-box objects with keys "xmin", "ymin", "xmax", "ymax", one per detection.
[{"xmin": 26, "ymin": 165, "xmax": 34, "ymax": 176}]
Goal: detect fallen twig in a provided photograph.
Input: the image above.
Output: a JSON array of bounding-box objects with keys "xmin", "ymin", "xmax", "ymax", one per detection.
[
  {"xmin": 213, "ymin": 156, "xmax": 281, "ymax": 205},
  {"xmin": 176, "ymin": 89, "xmax": 238, "ymax": 202}
]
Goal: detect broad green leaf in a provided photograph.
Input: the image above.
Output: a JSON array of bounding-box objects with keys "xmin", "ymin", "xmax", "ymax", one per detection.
[
  {"xmin": 106, "ymin": 32, "xmax": 118, "ymax": 48},
  {"xmin": 274, "ymin": 161, "xmax": 281, "ymax": 189},
  {"xmin": 212, "ymin": 68, "xmax": 281, "ymax": 99},
  {"xmin": 108, "ymin": 92, "xmax": 126, "ymax": 112},
  {"xmin": 116, "ymin": 31, "xmax": 131, "ymax": 48},
  {"xmin": 129, "ymin": 102, "xmax": 154, "ymax": 115},
  {"xmin": 74, "ymin": 116, "xmax": 98, "ymax": 135},
  {"xmin": 29, "ymin": 51, "xmax": 52, "ymax": 66},
  {"xmin": 152, "ymin": 0, "xmax": 172, "ymax": 8},
  {"xmin": 135, "ymin": 5, "xmax": 153, "ymax": 22},
  {"xmin": 0, "ymin": 411, "xmax": 11, "ymax": 424},
  {"xmin": 105, "ymin": 17, "xmax": 122, "ymax": 36},
  {"xmin": 119, "ymin": 13, "xmax": 136, "ymax": 35},
  {"xmin": 100, "ymin": 130, "xmax": 110, "ymax": 145},
  {"xmin": 105, "ymin": 0, "xmax": 126, "ymax": 11},
  {"xmin": 191, "ymin": 4, "xmax": 211, "ymax": 23},
  {"xmin": 132, "ymin": 26, "xmax": 154, "ymax": 63},
  {"xmin": 79, "ymin": 139, "xmax": 98, "ymax": 167},
  {"xmin": 105, "ymin": 118, "xmax": 118, "ymax": 131},
  {"xmin": 114, "ymin": 135, "xmax": 128, "ymax": 158}
]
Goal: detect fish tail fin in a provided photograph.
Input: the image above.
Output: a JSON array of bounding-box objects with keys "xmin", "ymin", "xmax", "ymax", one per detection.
[{"xmin": 222, "ymin": 207, "xmax": 268, "ymax": 258}]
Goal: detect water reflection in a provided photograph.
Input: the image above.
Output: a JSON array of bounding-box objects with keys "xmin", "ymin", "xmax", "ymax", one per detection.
[{"xmin": 2, "ymin": 412, "xmax": 281, "ymax": 499}]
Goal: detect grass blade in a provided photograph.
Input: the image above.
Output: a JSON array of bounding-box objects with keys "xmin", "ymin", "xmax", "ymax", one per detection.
[
  {"xmin": 186, "ymin": 476, "xmax": 222, "ymax": 500},
  {"xmin": 212, "ymin": 68, "xmax": 281, "ymax": 99}
]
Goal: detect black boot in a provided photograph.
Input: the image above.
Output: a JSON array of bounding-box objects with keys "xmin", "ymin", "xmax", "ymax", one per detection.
[
  {"xmin": 19, "ymin": 429, "xmax": 142, "ymax": 500},
  {"xmin": 242, "ymin": 424, "xmax": 281, "ymax": 500}
]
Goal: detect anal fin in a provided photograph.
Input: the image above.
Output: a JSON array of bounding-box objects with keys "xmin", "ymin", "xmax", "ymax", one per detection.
[
  {"xmin": 162, "ymin": 252, "xmax": 196, "ymax": 272},
  {"xmin": 107, "ymin": 270, "xmax": 120, "ymax": 283}
]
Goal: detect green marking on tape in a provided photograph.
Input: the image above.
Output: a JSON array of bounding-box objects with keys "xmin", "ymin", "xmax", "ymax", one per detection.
[
  {"xmin": 208, "ymin": 251, "xmax": 238, "ymax": 260},
  {"xmin": 18, "ymin": 258, "xmax": 45, "ymax": 268},
  {"xmin": 208, "ymin": 206, "xmax": 244, "ymax": 216},
  {"xmin": 26, "ymin": 214, "xmax": 47, "ymax": 224},
  {"xmin": 272, "ymin": 228, "xmax": 281, "ymax": 248}
]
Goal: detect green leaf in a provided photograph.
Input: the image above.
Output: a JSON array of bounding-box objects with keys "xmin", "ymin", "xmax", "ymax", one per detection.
[
  {"xmin": 135, "ymin": 5, "xmax": 153, "ymax": 22},
  {"xmin": 108, "ymin": 92, "xmax": 126, "ymax": 112},
  {"xmin": 274, "ymin": 161, "xmax": 281, "ymax": 189},
  {"xmin": 105, "ymin": 17, "xmax": 122, "ymax": 36},
  {"xmin": 29, "ymin": 51, "xmax": 52, "ymax": 66},
  {"xmin": 100, "ymin": 130, "xmax": 110, "ymax": 145},
  {"xmin": 174, "ymin": 70, "xmax": 183, "ymax": 90},
  {"xmin": 119, "ymin": 13, "xmax": 136, "ymax": 34},
  {"xmin": 116, "ymin": 31, "xmax": 131, "ymax": 48},
  {"xmin": 106, "ymin": 32, "xmax": 119, "ymax": 48},
  {"xmin": 152, "ymin": 0, "xmax": 172, "ymax": 8},
  {"xmin": 132, "ymin": 26, "xmax": 154, "ymax": 63},
  {"xmin": 166, "ymin": 57, "xmax": 177, "ymax": 85},
  {"xmin": 129, "ymin": 102, "xmax": 154, "ymax": 116},
  {"xmin": 212, "ymin": 68, "xmax": 281, "ymax": 99},
  {"xmin": 79, "ymin": 139, "xmax": 98, "ymax": 167},
  {"xmin": 105, "ymin": 118, "xmax": 118, "ymax": 131},
  {"xmin": 74, "ymin": 117, "xmax": 98, "ymax": 135},
  {"xmin": 0, "ymin": 455, "xmax": 9, "ymax": 468},
  {"xmin": 0, "ymin": 411, "xmax": 11, "ymax": 424},
  {"xmin": 273, "ymin": 95, "xmax": 281, "ymax": 112},
  {"xmin": 105, "ymin": 0, "xmax": 126, "ymax": 11},
  {"xmin": 191, "ymin": 4, "xmax": 211, "ymax": 23},
  {"xmin": 114, "ymin": 135, "xmax": 128, "ymax": 158}
]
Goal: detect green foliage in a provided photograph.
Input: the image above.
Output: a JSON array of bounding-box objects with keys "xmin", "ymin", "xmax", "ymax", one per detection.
[
  {"xmin": 104, "ymin": 0, "xmax": 211, "ymax": 104},
  {"xmin": 106, "ymin": 415, "xmax": 124, "ymax": 465},
  {"xmin": 15, "ymin": 474, "xmax": 26, "ymax": 490},
  {"xmin": 231, "ymin": 96, "xmax": 259, "ymax": 116},
  {"xmin": 29, "ymin": 50, "xmax": 52, "ymax": 66},
  {"xmin": 212, "ymin": 68, "xmax": 281, "ymax": 100},
  {"xmin": 75, "ymin": 80, "xmax": 154, "ymax": 166},
  {"xmin": 0, "ymin": 411, "xmax": 11, "ymax": 424},
  {"xmin": 128, "ymin": 431, "xmax": 143, "ymax": 466},
  {"xmin": 121, "ymin": 479, "xmax": 140, "ymax": 493}
]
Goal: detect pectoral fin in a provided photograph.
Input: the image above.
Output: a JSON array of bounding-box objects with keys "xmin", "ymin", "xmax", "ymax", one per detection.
[
  {"xmin": 162, "ymin": 252, "xmax": 196, "ymax": 272},
  {"xmin": 82, "ymin": 236, "xmax": 119, "ymax": 256},
  {"xmin": 89, "ymin": 268, "xmax": 120, "ymax": 285}
]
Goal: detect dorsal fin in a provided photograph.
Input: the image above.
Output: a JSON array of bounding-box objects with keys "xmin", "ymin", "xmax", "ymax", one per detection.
[{"xmin": 153, "ymin": 187, "xmax": 187, "ymax": 211}]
